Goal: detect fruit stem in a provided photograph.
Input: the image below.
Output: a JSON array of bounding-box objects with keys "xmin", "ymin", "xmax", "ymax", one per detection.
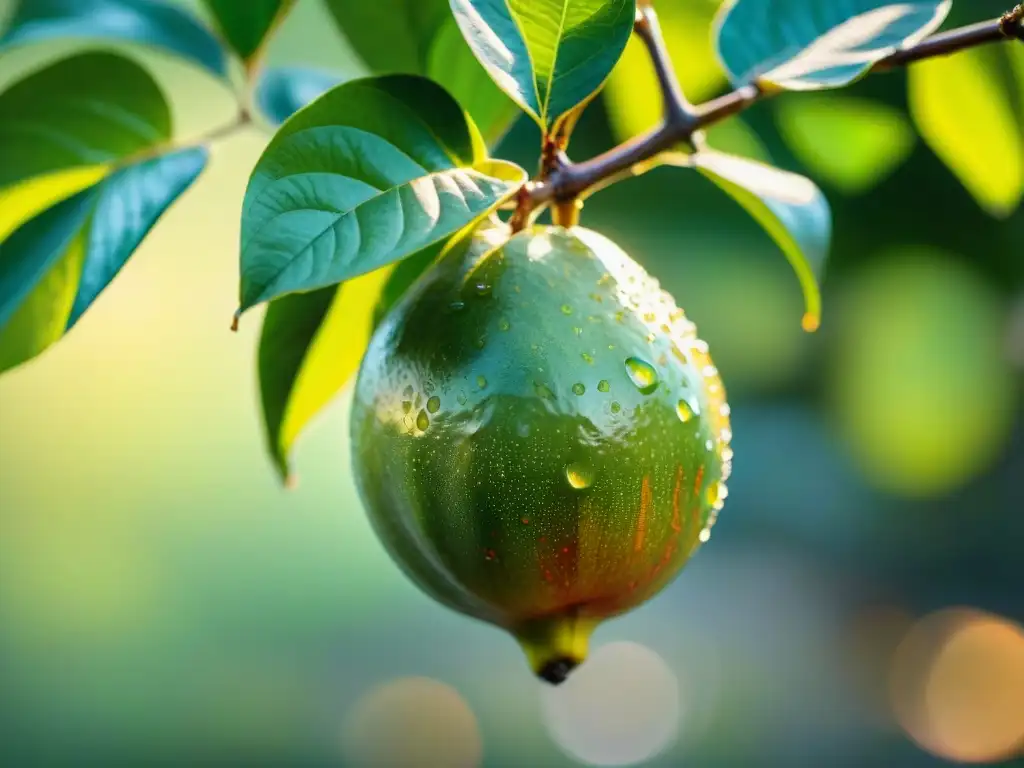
[
  {"xmin": 552, "ymin": 198, "xmax": 583, "ymax": 228},
  {"xmin": 514, "ymin": 611, "xmax": 598, "ymax": 685}
]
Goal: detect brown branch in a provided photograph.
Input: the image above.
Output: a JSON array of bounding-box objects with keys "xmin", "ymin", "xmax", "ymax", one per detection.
[{"xmin": 524, "ymin": 7, "xmax": 1024, "ymax": 208}]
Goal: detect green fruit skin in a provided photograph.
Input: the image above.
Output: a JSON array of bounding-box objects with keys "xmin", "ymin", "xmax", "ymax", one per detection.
[{"xmin": 350, "ymin": 224, "xmax": 732, "ymax": 679}]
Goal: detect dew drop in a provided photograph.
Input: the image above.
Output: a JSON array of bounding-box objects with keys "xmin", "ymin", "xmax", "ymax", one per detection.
[
  {"xmin": 720, "ymin": 403, "xmax": 731, "ymax": 417},
  {"xmin": 675, "ymin": 399, "xmax": 697, "ymax": 423},
  {"xmin": 402, "ymin": 400, "xmax": 412, "ymax": 414},
  {"xmin": 698, "ymin": 529, "xmax": 711, "ymax": 543},
  {"xmin": 416, "ymin": 410, "xmax": 430, "ymax": 430},
  {"xmin": 624, "ymin": 357, "xmax": 659, "ymax": 394},
  {"xmin": 572, "ymin": 383, "xmax": 585, "ymax": 396},
  {"xmin": 597, "ymin": 380, "xmax": 610, "ymax": 393},
  {"xmin": 610, "ymin": 401, "xmax": 621, "ymax": 413},
  {"xmin": 476, "ymin": 375, "xmax": 487, "ymax": 390},
  {"xmin": 561, "ymin": 304, "xmax": 573, "ymax": 315},
  {"xmin": 427, "ymin": 396, "xmax": 441, "ymax": 414},
  {"xmin": 475, "ymin": 282, "xmax": 492, "ymax": 297},
  {"xmin": 498, "ymin": 318, "xmax": 511, "ymax": 331},
  {"xmin": 581, "ymin": 352, "xmax": 594, "ymax": 364},
  {"xmin": 565, "ymin": 462, "xmax": 594, "ymax": 489},
  {"xmin": 474, "ymin": 336, "xmax": 486, "ymax": 350},
  {"xmin": 403, "ymin": 385, "xmax": 414, "ymax": 398},
  {"xmin": 573, "ymin": 326, "xmax": 583, "ymax": 337},
  {"xmin": 456, "ymin": 391, "xmax": 468, "ymax": 406},
  {"xmin": 449, "ymin": 300, "xmax": 465, "ymax": 311},
  {"xmin": 705, "ymin": 438, "xmax": 714, "ymax": 451}
]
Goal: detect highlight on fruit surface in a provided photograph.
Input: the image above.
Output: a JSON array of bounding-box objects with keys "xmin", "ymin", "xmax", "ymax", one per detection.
[{"xmin": 350, "ymin": 222, "xmax": 732, "ymax": 684}]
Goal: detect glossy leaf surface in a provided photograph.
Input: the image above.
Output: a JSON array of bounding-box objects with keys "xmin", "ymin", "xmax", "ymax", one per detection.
[
  {"xmin": 237, "ymin": 75, "xmax": 526, "ymax": 315},
  {"xmin": 0, "ymin": 51, "xmax": 170, "ymax": 188},
  {"xmin": 674, "ymin": 151, "xmax": 831, "ymax": 328},
  {"xmin": 0, "ymin": 0, "xmax": 228, "ymax": 77},
  {"xmin": 715, "ymin": 0, "xmax": 950, "ymax": 90},
  {"xmin": 0, "ymin": 149, "xmax": 206, "ymax": 373},
  {"xmin": 450, "ymin": 0, "xmax": 636, "ymax": 131}
]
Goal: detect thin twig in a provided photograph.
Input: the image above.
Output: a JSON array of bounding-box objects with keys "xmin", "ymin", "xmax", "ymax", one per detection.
[{"xmin": 526, "ymin": 8, "xmax": 1023, "ymax": 206}]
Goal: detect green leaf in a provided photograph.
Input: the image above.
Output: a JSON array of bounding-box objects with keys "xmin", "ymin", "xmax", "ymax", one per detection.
[
  {"xmin": 908, "ymin": 45, "xmax": 1024, "ymax": 218},
  {"xmin": 237, "ymin": 75, "xmax": 526, "ymax": 315},
  {"xmin": 324, "ymin": 0, "xmax": 451, "ymax": 73},
  {"xmin": 0, "ymin": 148, "xmax": 207, "ymax": 373},
  {"xmin": 255, "ymin": 67, "xmax": 345, "ymax": 126},
  {"xmin": 670, "ymin": 150, "xmax": 830, "ymax": 329},
  {"xmin": 258, "ymin": 229, "xmax": 457, "ymax": 483},
  {"xmin": 774, "ymin": 94, "xmax": 915, "ymax": 194},
  {"xmin": 201, "ymin": 0, "xmax": 294, "ymax": 64},
  {"xmin": 715, "ymin": 0, "xmax": 950, "ymax": 90},
  {"xmin": 605, "ymin": 0, "xmax": 728, "ymax": 141},
  {"xmin": 0, "ymin": 50, "xmax": 171, "ymax": 189},
  {"xmin": 426, "ymin": 19, "xmax": 520, "ymax": 147},
  {"xmin": 0, "ymin": 0, "xmax": 228, "ymax": 78},
  {"xmin": 450, "ymin": 0, "xmax": 637, "ymax": 132},
  {"xmin": 258, "ymin": 267, "xmax": 387, "ymax": 482},
  {"xmin": 324, "ymin": 0, "xmax": 517, "ymax": 146}
]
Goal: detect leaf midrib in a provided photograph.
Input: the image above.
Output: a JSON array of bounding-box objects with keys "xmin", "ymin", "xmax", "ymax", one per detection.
[{"xmin": 243, "ymin": 166, "xmax": 496, "ymax": 307}]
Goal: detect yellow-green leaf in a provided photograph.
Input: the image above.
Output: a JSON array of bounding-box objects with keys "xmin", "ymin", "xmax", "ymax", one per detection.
[
  {"xmin": 775, "ymin": 94, "xmax": 915, "ymax": 194},
  {"xmin": 259, "ymin": 267, "xmax": 393, "ymax": 482},
  {"xmin": 908, "ymin": 46, "xmax": 1024, "ymax": 218},
  {"xmin": 604, "ymin": 0, "xmax": 727, "ymax": 140}
]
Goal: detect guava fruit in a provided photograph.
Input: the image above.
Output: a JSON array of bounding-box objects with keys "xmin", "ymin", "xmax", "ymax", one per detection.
[{"xmin": 350, "ymin": 222, "xmax": 731, "ymax": 684}]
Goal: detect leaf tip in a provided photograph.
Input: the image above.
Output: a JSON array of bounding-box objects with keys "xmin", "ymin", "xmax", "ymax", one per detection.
[
  {"xmin": 284, "ymin": 473, "xmax": 299, "ymax": 490},
  {"xmin": 801, "ymin": 311, "xmax": 821, "ymax": 333}
]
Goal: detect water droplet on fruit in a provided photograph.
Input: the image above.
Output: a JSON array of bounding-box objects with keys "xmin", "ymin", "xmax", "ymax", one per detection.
[
  {"xmin": 573, "ymin": 326, "xmax": 583, "ymax": 336},
  {"xmin": 474, "ymin": 282, "xmax": 491, "ymax": 296},
  {"xmin": 456, "ymin": 391, "xmax": 468, "ymax": 406},
  {"xmin": 581, "ymin": 352, "xmax": 594, "ymax": 364},
  {"xmin": 610, "ymin": 401, "xmax": 621, "ymax": 413},
  {"xmin": 565, "ymin": 462, "xmax": 594, "ymax": 489},
  {"xmin": 598, "ymin": 380, "xmax": 610, "ymax": 393},
  {"xmin": 561, "ymin": 304, "xmax": 573, "ymax": 315},
  {"xmin": 699, "ymin": 529, "xmax": 711, "ymax": 543},
  {"xmin": 675, "ymin": 399, "xmax": 697, "ymax": 423},
  {"xmin": 498, "ymin": 318, "xmax": 511, "ymax": 331},
  {"xmin": 449, "ymin": 300, "xmax": 465, "ymax": 311},
  {"xmin": 402, "ymin": 400, "xmax": 412, "ymax": 414},
  {"xmin": 625, "ymin": 358, "xmax": 659, "ymax": 394},
  {"xmin": 705, "ymin": 439, "xmax": 714, "ymax": 451},
  {"xmin": 416, "ymin": 410, "xmax": 430, "ymax": 430},
  {"xmin": 476, "ymin": 375, "xmax": 487, "ymax": 390},
  {"xmin": 427, "ymin": 396, "xmax": 441, "ymax": 414},
  {"xmin": 572, "ymin": 383, "xmax": 585, "ymax": 396},
  {"xmin": 534, "ymin": 381, "xmax": 555, "ymax": 400}
]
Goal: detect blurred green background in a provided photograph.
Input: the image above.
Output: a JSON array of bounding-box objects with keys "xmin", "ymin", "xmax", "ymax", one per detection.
[{"xmin": 1, "ymin": 0, "xmax": 1022, "ymax": 766}]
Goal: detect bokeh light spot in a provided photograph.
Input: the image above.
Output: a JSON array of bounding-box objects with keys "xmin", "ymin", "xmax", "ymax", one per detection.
[
  {"xmin": 540, "ymin": 641, "xmax": 680, "ymax": 766},
  {"xmin": 341, "ymin": 677, "xmax": 483, "ymax": 768},
  {"xmin": 890, "ymin": 608, "xmax": 1024, "ymax": 763}
]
